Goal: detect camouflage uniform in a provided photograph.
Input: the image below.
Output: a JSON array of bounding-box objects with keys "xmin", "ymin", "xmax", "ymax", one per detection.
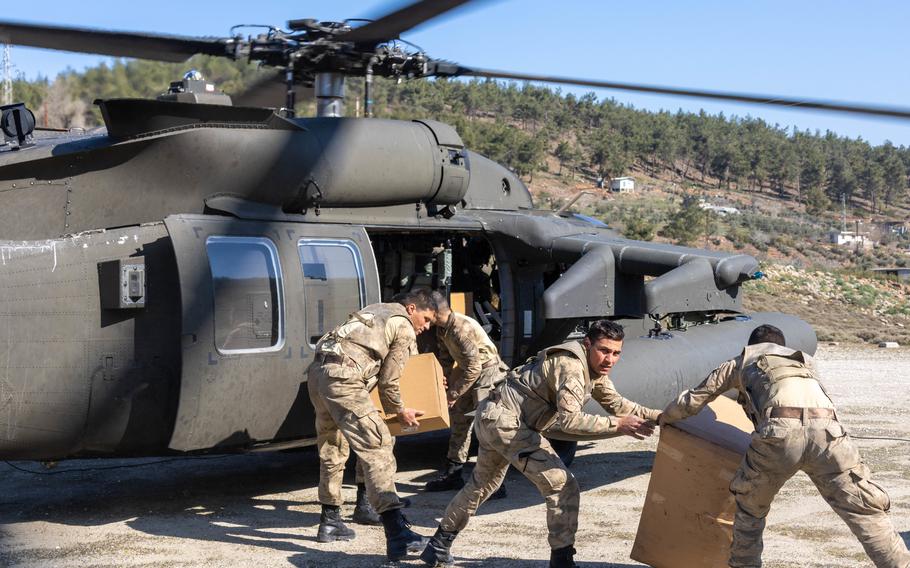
[
  {"xmin": 662, "ymin": 342, "xmax": 910, "ymax": 568},
  {"xmin": 435, "ymin": 311, "xmax": 508, "ymax": 464},
  {"xmin": 307, "ymin": 303, "xmax": 417, "ymax": 514},
  {"xmin": 439, "ymin": 340, "xmax": 660, "ymax": 549}
]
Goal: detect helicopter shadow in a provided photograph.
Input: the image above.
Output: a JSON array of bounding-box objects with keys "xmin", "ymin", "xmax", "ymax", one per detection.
[
  {"xmin": 451, "ymin": 560, "xmax": 642, "ymax": 568},
  {"xmin": 0, "ymin": 451, "xmax": 321, "ymax": 535},
  {"xmin": 0, "ymin": 432, "xmax": 654, "ymax": 559}
]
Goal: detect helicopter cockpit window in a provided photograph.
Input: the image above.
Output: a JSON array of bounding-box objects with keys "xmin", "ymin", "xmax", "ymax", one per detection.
[
  {"xmin": 205, "ymin": 236, "xmax": 285, "ymax": 354},
  {"xmin": 298, "ymin": 239, "xmax": 366, "ymax": 345}
]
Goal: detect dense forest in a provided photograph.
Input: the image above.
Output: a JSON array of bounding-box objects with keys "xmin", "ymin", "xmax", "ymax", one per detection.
[{"xmin": 11, "ymin": 55, "xmax": 910, "ymax": 217}]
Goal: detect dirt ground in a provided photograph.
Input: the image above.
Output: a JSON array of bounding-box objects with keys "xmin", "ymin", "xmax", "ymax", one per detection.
[{"xmin": 1, "ymin": 345, "xmax": 908, "ymax": 567}]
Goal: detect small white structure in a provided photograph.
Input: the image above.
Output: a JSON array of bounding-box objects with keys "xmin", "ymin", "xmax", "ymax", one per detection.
[
  {"xmin": 829, "ymin": 230, "xmax": 874, "ymax": 249},
  {"xmin": 610, "ymin": 177, "xmax": 635, "ymax": 193},
  {"xmin": 698, "ymin": 200, "xmax": 741, "ymax": 216}
]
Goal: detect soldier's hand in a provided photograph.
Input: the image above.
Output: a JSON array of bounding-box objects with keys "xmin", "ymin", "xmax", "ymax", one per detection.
[
  {"xmin": 617, "ymin": 415, "xmax": 654, "ymax": 440},
  {"xmin": 398, "ymin": 408, "xmax": 425, "ymax": 427}
]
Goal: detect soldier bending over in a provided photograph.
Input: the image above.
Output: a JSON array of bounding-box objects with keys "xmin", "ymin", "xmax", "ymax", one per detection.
[
  {"xmin": 307, "ymin": 289, "xmax": 437, "ymax": 562},
  {"xmin": 424, "ymin": 291, "xmax": 509, "ymax": 496},
  {"xmin": 661, "ymin": 324, "xmax": 910, "ymax": 568}
]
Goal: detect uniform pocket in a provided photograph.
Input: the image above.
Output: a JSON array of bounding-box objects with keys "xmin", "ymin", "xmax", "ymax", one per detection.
[
  {"xmin": 348, "ymin": 410, "xmax": 390, "ymax": 449},
  {"xmin": 758, "ymin": 423, "xmax": 790, "ymax": 441},
  {"xmin": 824, "ymin": 422, "xmax": 848, "ymax": 441},
  {"xmin": 849, "ymin": 467, "xmax": 891, "ymax": 512}
]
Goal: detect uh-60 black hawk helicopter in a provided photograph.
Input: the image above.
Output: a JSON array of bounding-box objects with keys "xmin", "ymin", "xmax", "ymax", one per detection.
[{"xmin": 4, "ymin": 0, "xmax": 903, "ymax": 464}]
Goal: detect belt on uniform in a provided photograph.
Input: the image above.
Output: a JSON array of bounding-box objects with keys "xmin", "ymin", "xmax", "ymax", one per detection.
[{"xmin": 769, "ymin": 407, "xmax": 835, "ymax": 420}]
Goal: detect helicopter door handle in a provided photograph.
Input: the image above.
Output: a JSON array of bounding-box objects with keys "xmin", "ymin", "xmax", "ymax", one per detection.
[{"xmin": 181, "ymin": 333, "xmax": 197, "ymax": 348}]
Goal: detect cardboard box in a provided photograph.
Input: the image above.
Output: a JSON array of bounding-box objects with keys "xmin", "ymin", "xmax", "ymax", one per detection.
[
  {"xmin": 370, "ymin": 353, "xmax": 451, "ymax": 437},
  {"xmin": 449, "ymin": 291, "xmax": 474, "ymax": 317},
  {"xmin": 630, "ymin": 396, "xmax": 754, "ymax": 568}
]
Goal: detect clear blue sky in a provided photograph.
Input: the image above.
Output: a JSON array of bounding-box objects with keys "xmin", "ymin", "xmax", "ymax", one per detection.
[{"xmin": 5, "ymin": 0, "xmax": 910, "ymax": 146}]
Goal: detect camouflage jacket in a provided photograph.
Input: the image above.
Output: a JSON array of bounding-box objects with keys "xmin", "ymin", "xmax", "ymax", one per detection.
[
  {"xmin": 436, "ymin": 311, "xmax": 504, "ymax": 400},
  {"xmin": 316, "ymin": 302, "xmax": 417, "ymax": 414},
  {"xmin": 502, "ymin": 340, "xmax": 660, "ymax": 434},
  {"xmin": 662, "ymin": 342, "xmax": 833, "ymax": 427}
]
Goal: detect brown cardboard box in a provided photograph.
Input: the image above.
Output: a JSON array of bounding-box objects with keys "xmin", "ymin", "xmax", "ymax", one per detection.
[
  {"xmin": 449, "ymin": 291, "xmax": 474, "ymax": 317},
  {"xmin": 630, "ymin": 396, "xmax": 754, "ymax": 568},
  {"xmin": 370, "ymin": 352, "xmax": 451, "ymax": 437}
]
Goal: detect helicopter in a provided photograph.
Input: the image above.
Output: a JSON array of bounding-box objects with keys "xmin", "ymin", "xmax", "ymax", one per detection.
[{"xmin": 5, "ymin": 0, "xmax": 903, "ymax": 462}]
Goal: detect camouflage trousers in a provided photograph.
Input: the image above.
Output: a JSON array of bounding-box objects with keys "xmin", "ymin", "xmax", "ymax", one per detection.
[
  {"xmin": 440, "ymin": 397, "xmax": 580, "ymax": 549},
  {"xmin": 307, "ymin": 364, "xmax": 403, "ymax": 514},
  {"xmin": 729, "ymin": 417, "xmax": 909, "ymax": 568},
  {"xmin": 446, "ymin": 366, "xmax": 504, "ymax": 464}
]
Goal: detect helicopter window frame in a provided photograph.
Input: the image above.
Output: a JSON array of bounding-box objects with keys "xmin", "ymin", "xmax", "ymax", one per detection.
[
  {"xmin": 297, "ymin": 238, "xmax": 367, "ymax": 347},
  {"xmin": 205, "ymin": 235, "xmax": 286, "ymax": 356}
]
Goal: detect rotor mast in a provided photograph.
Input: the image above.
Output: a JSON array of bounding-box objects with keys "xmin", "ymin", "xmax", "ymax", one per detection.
[{"xmin": 315, "ymin": 72, "xmax": 345, "ymax": 118}]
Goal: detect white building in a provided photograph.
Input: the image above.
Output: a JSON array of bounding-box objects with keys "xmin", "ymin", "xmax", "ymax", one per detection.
[
  {"xmin": 610, "ymin": 177, "xmax": 635, "ymax": 193},
  {"xmin": 829, "ymin": 230, "xmax": 874, "ymax": 249}
]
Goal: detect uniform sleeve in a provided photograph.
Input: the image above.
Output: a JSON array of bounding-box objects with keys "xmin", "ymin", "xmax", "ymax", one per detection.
[
  {"xmin": 552, "ymin": 355, "xmax": 620, "ymax": 436},
  {"xmin": 592, "ymin": 376, "xmax": 661, "ymax": 422},
  {"xmin": 377, "ymin": 317, "xmax": 417, "ymax": 415},
  {"xmin": 445, "ymin": 324, "xmax": 484, "ymax": 401},
  {"xmin": 662, "ymin": 358, "xmax": 740, "ymax": 423},
  {"xmin": 434, "ymin": 329, "xmax": 456, "ymax": 376}
]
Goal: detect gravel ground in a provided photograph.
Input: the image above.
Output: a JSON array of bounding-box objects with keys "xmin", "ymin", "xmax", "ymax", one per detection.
[{"xmin": 0, "ymin": 345, "xmax": 908, "ymax": 567}]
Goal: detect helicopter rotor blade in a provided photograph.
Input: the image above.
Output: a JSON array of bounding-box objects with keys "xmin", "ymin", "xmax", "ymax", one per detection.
[
  {"xmin": 452, "ymin": 66, "xmax": 910, "ymax": 121},
  {"xmin": 230, "ymin": 71, "xmax": 314, "ymax": 109},
  {"xmin": 0, "ymin": 20, "xmax": 236, "ymax": 63},
  {"xmin": 340, "ymin": 0, "xmax": 476, "ymax": 45}
]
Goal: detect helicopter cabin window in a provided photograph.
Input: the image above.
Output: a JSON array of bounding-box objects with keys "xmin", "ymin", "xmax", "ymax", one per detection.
[
  {"xmin": 205, "ymin": 236, "xmax": 285, "ymax": 354},
  {"xmin": 298, "ymin": 239, "xmax": 366, "ymax": 345}
]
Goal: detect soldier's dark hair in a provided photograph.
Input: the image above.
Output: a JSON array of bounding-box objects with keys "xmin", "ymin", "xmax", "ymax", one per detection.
[
  {"xmin": 586, "ymin": 319, "xmax": 624, "ymax": 342},
  {"xmin": 393, "ymin": 288, "xmax": 437, "ymax": 311},
  {"xmin": 430, "ymin": 290, "xmax": 450, "ymax": 311},
  {"xmin": 748, "ymin": 324, "xmax": 785, "ymax": 346}
]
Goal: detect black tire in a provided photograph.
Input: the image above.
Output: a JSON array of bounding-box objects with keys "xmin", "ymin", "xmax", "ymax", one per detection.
[{"xmin": 548, "ymin": 439, "xmax": 577, "ymax": 467}]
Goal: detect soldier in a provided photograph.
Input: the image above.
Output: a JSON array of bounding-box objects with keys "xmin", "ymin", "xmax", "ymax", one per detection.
[
  {"xmin": 421, "ymin": 319, "xmax": 660, "ymax": 568},
  {"xmin": 307, "ymin": 289, "xmax": 437, "ymax": 562},
  {"xmin": 424, "ymin": 291, "xmax": 509, "ymax": 495},
  {"xmin": 660, "ymin": 324, "xmax": 910, "ymax": 568}
]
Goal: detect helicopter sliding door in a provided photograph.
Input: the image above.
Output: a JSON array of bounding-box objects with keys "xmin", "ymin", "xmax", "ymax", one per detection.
[{"xmin": 164, "ymin": 215, "xmax": 378, "ymax": 451}]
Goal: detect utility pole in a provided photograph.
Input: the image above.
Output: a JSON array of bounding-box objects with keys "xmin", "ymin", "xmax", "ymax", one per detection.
[
  {"xmin": 2, "ymin": 44, "xmax": 12, "ymax": 106},
  {"xmin": 841, "ymin": 192, "xmax": 847, "ymax": 232}
]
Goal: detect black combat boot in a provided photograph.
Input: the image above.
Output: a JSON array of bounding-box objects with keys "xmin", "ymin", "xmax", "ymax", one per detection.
[
  {"xmin": 316, "ymin": 504, "xmax": 356, "ymax": 543},
  {"xmin": 380, "ymin": 508, "xmax": 429, "ymax": 561},
  {"xmin": 424, "ymin": 460, "xmax": 465, "ymax": 492},
  {"xmin": 489, "ymin": 483, "xmax": 507, "ymax": 500},
  {"xmin": 549, "ymin": 545, "xmax": 578, "ymax": 568},
  {"xmin": 352, "ymin": 483, "xmax": 381, "ymax": 525},
  {"xmin": 419, "ymin": 527, "xmax": 457, "ymax": 567}
]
